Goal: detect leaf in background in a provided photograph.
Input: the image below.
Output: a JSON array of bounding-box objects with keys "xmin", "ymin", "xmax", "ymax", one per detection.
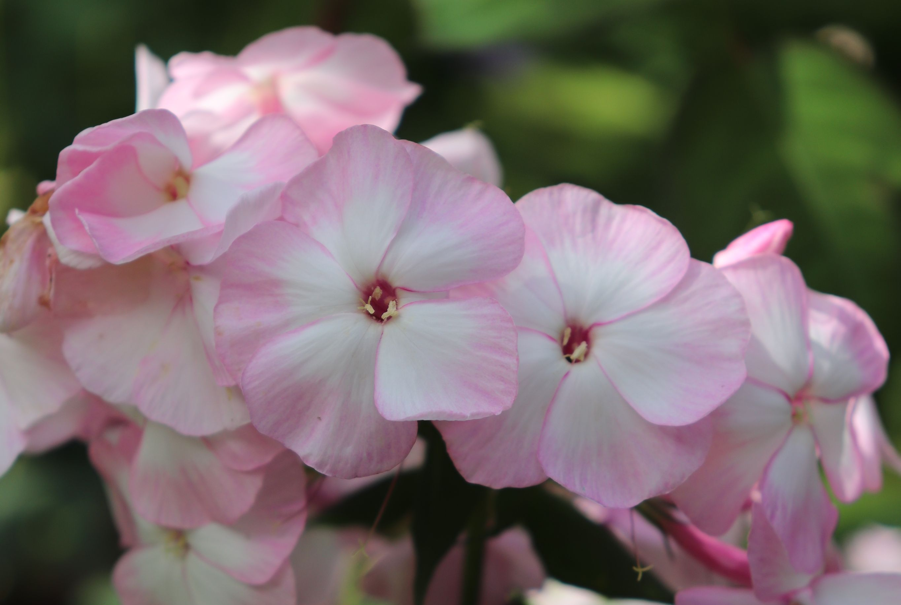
[
  {"xmin": 411, "ymin": 423, "xmax": 485, "ymax": 605},
  {"xmin": 412, "ymin": 0, "xmax": 664, "ymax": 49},
  {"xmin": 495, "ymin": 486, "xmax": 673, "ymax": 602}
]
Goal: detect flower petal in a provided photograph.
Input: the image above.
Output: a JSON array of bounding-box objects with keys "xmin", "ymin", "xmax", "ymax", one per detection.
[
  {"xmin": 281, "ymin": 125, "xmax": 413, "ymax": 287},
  {"xmin": 113, "ymin": 547, "xmax": 194, "ymax": 605},
  {"xmin": 538, "ymin": 359, "xmax": 712, "ymax": 508},
  {"xmin": 242, "ymin": 313, "xmax": 416, "ymax": 478},
  {"xmin": 136, "ymin": 45, "xmax": 169, "ymax": 112},
  {"xmin": 592, "ymin": 260, "xmax": 750, "ymax": 426},
  {"xmin": 812, "ymin": 572, "xmax": 901, "ymax": 605},
  {"xmin": 720, "ymin": 255, "xmax": 811, "ymax": 396},
  {"xmin": 436, "ymin": 329, "xmax": 568, "ymax": 488},
  {"xmin": 421, "ymin": 128, "xmax": 503, "ymax": 186},
  {"xmin": 516, "ymin": 184, "xmax": 690, "ymax": 325},
  {"xmin": 0, "ymin": 212, "xmax": 53, "ymax": 333},
  {"xmin": 374, "ymin": 298, "xmax": 518, "ymax": 421},
  {"xmin": 675, "ymin": 587, "xmax": 768, "ymax": 605},
  {"xmin": 748, "ymin": 504, "xmax": 816, "ymax": 601},
  {"xmin": 808, "ymin": 399, "xmax": 862, "ymax": 502},
  {"xmin": 672, "ymin": 382, "xmax": 792, "ymax": 536},
  {"xmin": 759, "ymin": 425, "xmax": 838, "ymax": 574},
  {"xmin": 214, "ymin": 220, "xmax": 360, "ymax": 382},
  {"xmin": 712, "ymin": 219, "xmax": 794, "ymax": 268},
  {"xmin": 184, "ymin": 554, "xmax": 296, "ymax": 605},
  {"xmin": 204, "ymin": 424, "xmax": 283, "ymax": 472},
  {"xmin": 806, "ymin": 290, "xmax": 889, "ymax": 401},
  {"xmin": 130, "ymin": 422, "xmax": 264, "ymax": 529},
  {"xmin": 0, "ymin": 404, "xmax": 26, "ymax": 477}
]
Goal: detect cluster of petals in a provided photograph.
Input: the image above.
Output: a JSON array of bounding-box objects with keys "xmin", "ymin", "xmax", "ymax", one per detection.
[{"xmin": 672, "ymin": 219, "xmax": 890, "ymax": 574}]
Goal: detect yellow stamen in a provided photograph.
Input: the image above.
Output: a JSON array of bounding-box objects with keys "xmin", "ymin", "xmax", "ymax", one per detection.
[
  {"xmin": 371, "ymin": 286, "xmax": 383, "ymax": 300},
  {"xmin": 164, "ymin": 530, "xmax": 189, "ymax": 558},
  {"xmin": 167, "ymin": 174, "xmax": 190, "ymax": 201},
  {"xmin": 360, "ymin": 297, "xmax": 375, "ymax": 315},
  {"xmin": 633, "ymin": 563, "xmax": 653, "ymax": 581},
  {"xmin": 562, "ymin": 326, "xmax": 572, "ymax": 346},
  {"xmin": 568, "ymin": 341, "xmax": 588, "ymax": 363},
  {"xmin": 381, "ymin": 300, "xmax": 398, "ymax": 321}
]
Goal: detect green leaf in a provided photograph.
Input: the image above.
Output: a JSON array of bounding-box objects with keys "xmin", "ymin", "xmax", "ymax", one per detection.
[
  {"xmin": 411, "ymin": 423, "xmax": 485, "ymax": 605},
  {"xmin": 495, "ymin": 486, "xmax": 673, "ymax": 602}
]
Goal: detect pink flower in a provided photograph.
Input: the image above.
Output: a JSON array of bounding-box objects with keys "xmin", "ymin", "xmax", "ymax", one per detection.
[
  {"xmin": 422, "ymin": 128, "xmax": 503, "ymax": 186},
  {"xmin": 0, "ymin": 320, "xmax": 83, "ymax": 476},
  {"xmin": 53, "ymin": 250, "xmax": 247, "ymax": 435},
  {"xmin": 158, "ymin": 27, "xmax": 421, "ymax": 156},
  {"xmin": 135, "ymin": 45, "xmax": 169, "ymax": 112},
  {"xmin": 0, "ymin": 193, "xmax": 56, "ymax": 332},
  {"xmin": 676, "ymin": 505, "xmax": 901, "ymax": 605},
  {"xmin": 672, "ymin": 254, "xmax": 889, "ymax": 574},
  {"xmin": 435, "ymin": 184, "xmax": 750, "ymax": 507},
  {"xmin": 49, "ymin": 108, "xmax": 317, "ymax": 264},
  {"xmin": 850, "ymin": 395, "xmax": 901, "ymax": 493},
  {"xmin": 361, "ymin": 528, "xmax": 545, "ymax": 605},
  {"xmin": 91, "ymin": 429, "xmax": 306, "ymax": 605},
  {"xmin": 214, "ymin": 125, "xmax": 524, "ymax": 478},
  {"xmin": 844, "ymin": 525, "xmax": 901, "ymax": 573}
]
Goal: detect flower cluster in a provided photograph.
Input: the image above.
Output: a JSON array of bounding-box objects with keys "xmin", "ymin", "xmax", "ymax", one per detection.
[{"xmin": 0, "ymin": 26, "xmax": 896, "ymax": 605}]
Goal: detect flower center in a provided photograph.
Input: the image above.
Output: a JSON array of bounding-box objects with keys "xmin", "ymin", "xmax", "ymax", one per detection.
[
  {"xmin": 164, "ymin": 530, "xmax": 189, "ymax": 558},
  {"xmin": 561, "ymin": 324, "xmax": 590, "ymax": 363},
  {"xmin": 164, "ymin": 171, "xmax": 191, "ymax": 202},
  {"xmin": 360, "ymin": 281, "xmax": 399, "ymax": 323},
  {"xmin": 790, "ymin": 390, "xmax": 811, "ymax": 426},
  {"xmin": 251, "ymin": 77, "xmax": 284, "ymax": 115}
]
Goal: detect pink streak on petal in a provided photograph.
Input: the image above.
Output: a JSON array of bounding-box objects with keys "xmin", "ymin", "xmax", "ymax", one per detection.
[{"xmin": 713, "ymin": 219, "xmax": 794, "ymax": 268}]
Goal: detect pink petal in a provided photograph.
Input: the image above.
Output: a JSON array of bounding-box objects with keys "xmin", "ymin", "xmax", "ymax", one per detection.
[
  {"xmin": 374, "ymin": 298, "xmax": 519, "ymax": 421},
  {"xmin": 186, "ymin": 262, "xmax": 233, "ymax": 386},
  {"xmin": 281, "ymin": 125, "xmax": 413, "ymax": 287},
  {"xmin": 24, "ymin": 391, "xmax": 96, "ymax": 453},
  {"xmin": 235, "ymin": 26, "xmax": 334, "ymax": 72},
  {"xmin": 675, "ymin": 587, "xmax": 769, "ymax": 605},
  {"xmin": 0, "ymin": 404, "xmax": 26, "ymax": 476},
  {"xmin": 851, "ymin": 395, "xmax": 901, "ymax": 493},
  {"xmin": 806, "ymin": 291, "xmax": 889, "ymax": 401},
  {"xmin": 538, "ymin": 359, "xmax": 712, "ymax": 508},
  {"xmin": 748, "ymin": 504, "xmax": 816, "ymax": 601},
  {"xmin": 436, "ymin": 329, "xmax": 569, "ymax": 487},
  {"xmin": 720, "ymin": 255, "xmax": 811, "ymax": 397},
  {"xmin": 516, "ymin": 184, "xmax": 690, "ymax": 325},
  {"xmin": 808, "ymin": 399, "xmax": 862, "ymax": 502},
  {"xmin": 135, "ymin": 45, "xmax": 169, "ymax": 112},
  {"xmin": 712, "ymin": 219, "xmax": 794, "ymax": 268},
  {"xmin": 421, "ymin": 128, "xmax": 503, "ymax": 186},
  {"xmin": 592, "ymin": 260, "xmax": 750, "ymax": 426},
  {"xmin": 759, "ymin": 426, "xmax": 838, "ymax": 574},
  {"xmin": 183, "ymin": 556, "xmax": 296, "ymax": 605},
  {"xmin": 242, "ymin": 313, "xmax": 417, "ymax": 478},
  {"xmin": 451, "ymin": 227, "xmax": 565, "ymax": 339},
  {"xmin": 130, "ymin": 422, "xmax": 265, "ymax": 529},
  {"xmin": 812, "ymin": 573, "xmax": 901, "ymax": 605},
  {"xmin": 188, "ymin": 115, "xmax": 317, "ymax": 224},
  {"xmin": 113, "ymin": 547, "xmax": 194, "ymax": 605},
  {"xmin": 214, "ymin": 220, "xmax": 361, "ymax": 383},
  {"xmin": 42, "ymin": 212, "xmax": 105, "ymax": 269},
  {"xmin": 204, "ymin": 424, "xmax": 283, "ymax": 472},
  {"xmin": 277, "ymin": 32, "xmax": 421, "ymax": 153},
  {"xmin": 377, "ymin": 141, "xmax": 523, "ymax": 292},
  {"xmin": 0, "ymin": 210, "xmax": 53, "ymax": 332},
  {"xmin": 189, "ymin": 452, "xmax": 306, "ymax": 585},
  {"xmin": 672, "ymin": 382, "xmax": 792, "ymax": 536}
]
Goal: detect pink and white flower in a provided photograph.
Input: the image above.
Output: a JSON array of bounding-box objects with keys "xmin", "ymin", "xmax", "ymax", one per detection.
[
  {"xmin": 158, "ymin": 26, "xmax": 421, "ymax": 157},
  {"xmin": 436, "ymin": 184, "xmax": 750, "ymax": 507},
  {"xmin": 676, "ymin": 505, "xmax": 901, "ymax": 605},
  {"xmin": 672, "ymin": 253, "xmax": 889, "ymax": 574},
  {"xmin": 422, "ymin": 128, "xmax": 503, "ymax": 186},
  {"xmin": 712, "ymin": 220, "xmax": 794, "ymax": 269},
  {"xmin": 849, "ymin": 395, "xmax": 901, "ymax": 493},
  {"xmin": 91, "ymin": 428, "xmax": 306, "ymax": 605},
  {"xmin": 49, "ymin": 108, "xmax": 317, "ymax": 265},
  {"xmin": 214, "ymin": 125, "xmax": 524, "ymax": 478},
  {"xmin": 0, "ymin": 319, "xmax": 83, "ymax": 476}
]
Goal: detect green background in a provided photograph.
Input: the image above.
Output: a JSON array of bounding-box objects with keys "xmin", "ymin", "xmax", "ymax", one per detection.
[{"xmin": 1, "ymin": 0, "xmax": 900, "ymax": 603}]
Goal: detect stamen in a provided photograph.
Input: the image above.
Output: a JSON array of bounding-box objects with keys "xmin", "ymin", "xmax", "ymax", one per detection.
[
  {"xmin": 566, "ymin": 341, "xmax": 588, "ymax": 363},
  {"xmin": 360, "ymin": 297, "xmax": 375, "ymax": 315},
  {"xmin": 164, "ymin": 530, "xmax": 189, "ymax": 558},
  {"xmin": 166, "ymin": 174, "xmax": 191, "ymax": 201},
  {"xmin": 371, "ymin": 286, "xmax": 383, "ymax": 300},
  {"xmin": 381, "ymin": 300, "xmax": 398, "ymax": 321},
  {"xmin": 562, "ymin": 326, "xmax": 572, "ymax": 346}
]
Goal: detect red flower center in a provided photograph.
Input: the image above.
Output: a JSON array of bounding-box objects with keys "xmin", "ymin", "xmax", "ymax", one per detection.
[
  {"xmin": 561, "ymin": 324, "xmax": 591, "ymax": 363},
  {"xmin": 360, "ymin": 281, "xmax": 400, "ymax": 323}
]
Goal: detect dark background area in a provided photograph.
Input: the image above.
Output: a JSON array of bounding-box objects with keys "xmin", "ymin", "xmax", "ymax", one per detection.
[{"xmin": 1, "ymin": 0, "xmax": 900, "ymax": 603}]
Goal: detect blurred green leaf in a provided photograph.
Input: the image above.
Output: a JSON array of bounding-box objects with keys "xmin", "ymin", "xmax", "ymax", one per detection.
[{"xmin": 413, "ymin": 0, "xmax": 663, "ymax": 49}]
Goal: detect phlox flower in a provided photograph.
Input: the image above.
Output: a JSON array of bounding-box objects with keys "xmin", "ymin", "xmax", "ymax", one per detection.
[
  {"xmin": 673, "ymin": 228, "xmax": 889, "ymax": 574},
  {"xmin": 421, "ymin": 128, "xmax": 503, "ymax": 187},
  {"xmin": 135, "ymin": 45, "xmax": 169, "ymax": 113},
  {"xmin": 361, "ymin": 528, "xmax": 545, "ymax": 605},
  {"xmin": 849, "ymin": 395, "xmax": 901, "ymax": 493},
  {"xmin": 49, "ymin": 108, "xmax": 317, "ymax": 265},
  {"xmin": 157, "ymin": 26, "xmax": 421, "ymax": 156},
  {"xmin": 214, "ymin": 125, "xmax": 525, "ymax": 478},
  {"xmin": 676, "ymin": 505, "xmax": 901, "ymax": 605},
  {"xmin": 0, "ymin": 319, "xmax": 82, "ymax": 475},
  {"xmin": 91, "ymin": 428, "xmax": 306, "ymax": 605},
  {"xmin": 435, "ymin": 184, "xmax": 751, "ymax": 507},
  {"xmin": 0, "ymin": 194, "xmax": 56, "ymax": 332}
]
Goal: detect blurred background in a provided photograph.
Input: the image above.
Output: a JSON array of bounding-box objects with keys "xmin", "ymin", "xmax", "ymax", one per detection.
[{"xmin": 2, "ymin": 0, "xmax": 901, "ymax": 603}]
